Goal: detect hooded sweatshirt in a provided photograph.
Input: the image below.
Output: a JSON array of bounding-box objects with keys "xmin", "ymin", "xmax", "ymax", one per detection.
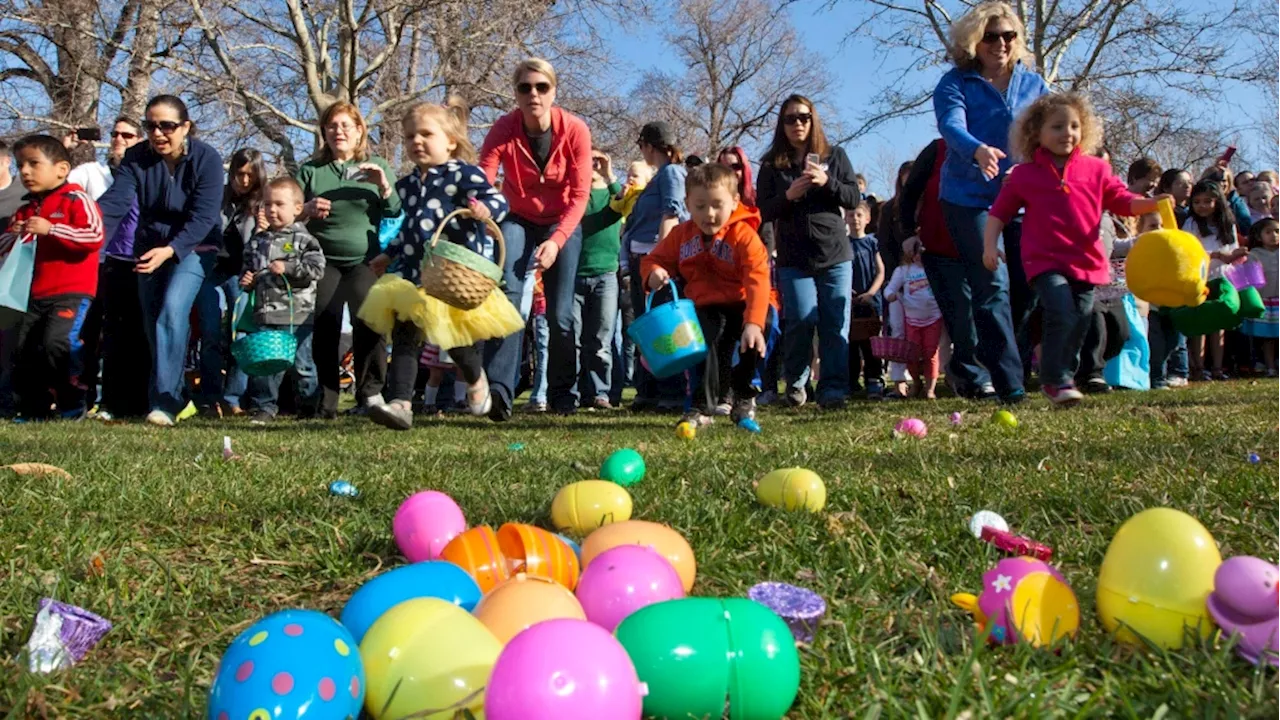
[
  {"xmin": 2, "ymin": 182, "xmax": 104, "ymax": 298},
  {"xmin": 640, "ymin": 202, "xmax": 771, "ymax": 328}
]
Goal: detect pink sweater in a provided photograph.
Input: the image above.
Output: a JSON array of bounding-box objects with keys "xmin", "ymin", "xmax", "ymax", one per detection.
[{"xmin": 991, "ymin": 148, "xmax": 1138, "ymax": 285}]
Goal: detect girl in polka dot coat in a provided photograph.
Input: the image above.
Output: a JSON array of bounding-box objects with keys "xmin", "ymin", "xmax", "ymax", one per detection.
[{"xmin": 358, "ymin": 99, "xmax": 524, "ymax": 430}]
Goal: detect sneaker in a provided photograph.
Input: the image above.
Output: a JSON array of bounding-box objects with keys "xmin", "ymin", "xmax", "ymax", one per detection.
[
  {"xmin": 681, "ymin": 411, "xmax": 714, "ymax": 428},
  {"xmin": 999, "ymin": 388, "xmax": 1027, "ymax": 405},
  {"xmin": 591, "ymin": 397, "xmax": 613, "ymax": 411},
  {"xmin": 488, "ymin": 392, "xmax": 513, "ymax": 422},
  {"xmin": 467, "ymin": 375, "xmax": 493, "ymax": 417},
  {"xmin": 346, "ymin": 393, "xmax": 385, "ymax": 416},
  {"xmin": 757, "ymin": 390, "xmax": 779, "ymax": 406},
  {"xmin": 523, "ymin": 401, "xmax": 548, "ymax": 414},
  {"xmin": 1212, "ymin": 370, "xmax": 1230, "ymax": 381},
  {"xmin": 784, "ymin": 386, "xmax": 807, "ymax": 407},
  {"xmin": 1198, "ymin": 370, "xmax": 1213, "ymax": 382},
  {"xmin": 249, "ymin": 410, "xmax": 273, "ymax": 425},
  {"xmin": 866, "ymin": 382, "xmax": 885, "ymax": 401},
  {"xmin": 730, "ymin": 397, "xmax": 757, "ymax": 424},
  {"xmin": 973, "ymin": 383, "xmax": 998, "ymax": 400},
  {"xmin": 368, "ymin": 401, "xmax": 414, "ymax": 430},
  {"xmin": 145, "ymin": 409, "xmax": 175, "ymax": 427},
  {"xmin": 1083, "ymin": 377, "xmax": 1112, "ymax": 394},
  {"xmin": 1042, "ymin": 384, "xmax": 1083, "ymax": 407},
  {"xmin": 713, "ymin": 402, "xmax": 732, "ymax": 416},
  {"xmin": 176, "ymin": 401, "xmax": 198, "ymax": 422},
  {"xmin": 92, "ymin": 409, "xmax": 115, "ymax": 421},
  {"xmin": 1167, "ymin": 376, "xmax": 1189, "ymax": 387}
]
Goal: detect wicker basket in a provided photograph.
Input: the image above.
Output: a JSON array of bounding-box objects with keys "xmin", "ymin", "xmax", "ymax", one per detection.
[
  {"xmin": 419, "ymin": 208, "xmax": 506, "ymax": 310},
  {"xmin": 870, "ymin": 335, "xmax": 921, "ymax": 364}
]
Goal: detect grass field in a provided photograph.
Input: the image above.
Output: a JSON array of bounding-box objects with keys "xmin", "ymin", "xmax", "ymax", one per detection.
[{"xmin": 1, "ymin": 381, "xmax": 1277, "ymax": 718}]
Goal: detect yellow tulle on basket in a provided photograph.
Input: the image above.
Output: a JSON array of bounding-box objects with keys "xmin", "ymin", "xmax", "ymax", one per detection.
[{"xmin": 358, "ymin": 274, "xmax": 523, "ymax": 348}]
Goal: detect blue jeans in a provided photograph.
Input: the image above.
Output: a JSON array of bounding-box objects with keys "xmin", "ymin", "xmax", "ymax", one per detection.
[
  {"xmin": 1148, "ymin": 309, "xmax": 1181, "ymax": 387},
  {"xmin": 138, "ymin": 251, "xmax": 212, "ymax": 415},
  {"xmin": 543, "ymin": 228, "xmax": 584, "ymax": 412},
  {"xmin": 1033, "ymin": 272, "xmax": 1095, "ymax": 387},
  {"xmin": 779, "ymin": 262, "xmax": 852, "ymax": 403},
  {"xmin": 938, "ymin": 201, "xmax": 1025, "ymax": 396},
  {"xmin": 529, "ymin": 314, "xmax": 549, "ymax": 404},
  {"xmin": 196, "ymin": 271, "xmax": 248, "ymax": 408},
  {"xmin": 1171, "ymin": 334, "xmax": 1189, "ymax": 378},
  {"xmin": 245, "ymin": 324, "xmax": 317, "ymax": 415},
  {"xmin": 573, "ymin": 272, "xmax": 618, "ymax": 402}
]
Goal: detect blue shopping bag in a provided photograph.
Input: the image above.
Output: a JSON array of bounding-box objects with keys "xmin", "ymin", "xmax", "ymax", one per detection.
[
  {"xmin": 0, "ymin": 236, "xmax": 36, "ymax": 328},
  {"xmin": 1104, "ymin": 294, "xmax": 1150, "ymax": 391}
]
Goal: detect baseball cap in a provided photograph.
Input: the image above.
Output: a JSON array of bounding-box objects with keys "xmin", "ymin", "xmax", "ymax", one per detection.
[{"xmin": 637, "ymin": 122, "xmax": 676, "ymax": 149}]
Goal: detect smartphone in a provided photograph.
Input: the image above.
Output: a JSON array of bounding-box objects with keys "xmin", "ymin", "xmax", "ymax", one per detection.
[
  {"xmin": 805, "ymin": 153, "xmax": 820, "ymax": 167},
  {"xmin": 1219, "ymin": 146, "xmax": 1237, "ymax": 164},
  {"xmin": 76, "ymin": 128, "xmax": 101, "ymax": 142},
  {"xmin": 343, "ymin": 165, "xmax": 366, "ymax": 181}
]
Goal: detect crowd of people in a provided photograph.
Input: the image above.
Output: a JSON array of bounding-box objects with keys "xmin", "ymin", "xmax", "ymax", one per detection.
[{"xmin": 0, "ymin": 1, "xmax": 1275, "ymax": 429}]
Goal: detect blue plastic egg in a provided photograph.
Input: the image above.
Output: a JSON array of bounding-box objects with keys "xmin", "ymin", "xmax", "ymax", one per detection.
[
  {"xmin": 208, "ymin": 609, "xmax": 363, "ymax": 720},
  {"xmin": 339, "ymin": 561, "xmax": 482, "ymax": 644},
  {"xmin": 555, "ymin": 533, "xmax": 583, "ymax": 563}
]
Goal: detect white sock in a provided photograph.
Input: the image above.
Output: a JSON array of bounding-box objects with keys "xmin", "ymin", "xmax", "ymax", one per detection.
[
  {"xmin": 423, "ymin": 384, "xmax": 440, "ymax": 407},
  {"xmin": 454, "ymin": 380, "xmax": 467, "ymax": 403}
]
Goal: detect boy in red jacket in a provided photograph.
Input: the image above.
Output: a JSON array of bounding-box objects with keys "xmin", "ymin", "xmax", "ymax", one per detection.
[
  {"xmin": 642, "ymin": 163, "xmax": 770, "ymax": 428},
  {"xmin": 0, "ymin": 135, "xmax": 104, "ymax": 420}
]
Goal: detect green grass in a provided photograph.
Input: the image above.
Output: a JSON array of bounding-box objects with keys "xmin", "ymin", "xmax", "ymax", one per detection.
[{"xmin": 1, "ymin": 382, "xmax": 1277, "ymax": 718}]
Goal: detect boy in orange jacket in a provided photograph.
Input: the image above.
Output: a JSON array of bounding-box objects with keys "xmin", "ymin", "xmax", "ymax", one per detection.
[{"xmin": 642, "ymin": 163, "xmax": 770, "ymax": 427}]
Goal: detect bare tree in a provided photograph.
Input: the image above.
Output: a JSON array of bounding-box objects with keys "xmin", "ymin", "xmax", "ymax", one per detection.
[{"xmin": 631, "ymin": 0, "xmax": 830, "ymax": 159}]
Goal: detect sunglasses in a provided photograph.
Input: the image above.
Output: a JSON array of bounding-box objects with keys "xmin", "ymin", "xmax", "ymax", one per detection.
[
  {"xmin": 517, "ymin": 82, "xmax": 553, "ymax": 96},
  {"xmin": 723, "ymin": 162, "xmax": 743, "ymax": 170},
  {"xmin": 143, "ymin": 120, "xmax": 183, "ymax": 135},
  {"xmin": 110, "ymin": 131, "xmax": 138, "ymax": 140},
  {"xmin": 783, "ymin": 113, "xmax": 813, "ymax": 126},
  {"xmin": 981, "ymin": 30, "xmax": 1018, "ymax": 45}
]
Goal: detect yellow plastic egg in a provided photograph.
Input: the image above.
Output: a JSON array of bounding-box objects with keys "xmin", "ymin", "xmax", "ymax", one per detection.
[
  {"xmin": 551, "ymin": 480, "xmax": 633, "ymax": 535},
  {"xmin": 1096, "ymin": 507, "xmax": 1221, "ymax": 649},
  {"xmin": 676, "ymin": 421, "xmax": 696, "ymax": 440},
  {"xmin": 755, "ymin": 468, "xmax": 826, "ymax": 512},
  {"xmin": 1125, "ymin": 199, "xmax": 1210, "ymax": 308}
]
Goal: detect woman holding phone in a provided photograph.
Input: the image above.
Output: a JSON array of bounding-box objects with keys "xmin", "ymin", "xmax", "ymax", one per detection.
[
  {"xmin": 296, "ymin": 101, "xmax": 401, "ymax": 418},
  {"xmin": 756, "ymin": 94, "xmax": 861, "ymax": 409}
]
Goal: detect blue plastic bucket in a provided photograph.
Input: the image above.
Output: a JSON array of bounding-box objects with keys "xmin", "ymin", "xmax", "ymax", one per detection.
[{"xmin": 627, "ymin": 282, "xmax": 707, "ymax": 378}]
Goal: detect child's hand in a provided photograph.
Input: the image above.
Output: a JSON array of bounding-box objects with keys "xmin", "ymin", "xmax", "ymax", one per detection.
[
  {"xmin": 23, "ymin": 217, "xmax": 51, "ymax": 236},
  {"xmin": 269, "ymin": 260, "xmax": 287, "ymax": 275},
  {"xmin": 255, "ymin": 207, "xmax": 268, "ymax": 231},
  {"xmin": 740, "ymin": 323, "xmax": 767, "ymax": 356},
  {"xmin": 854, "ymin": 292, "xmax": 875, "ymax": 305},
  {"xmin": 239, "ymin": 271, "xmax": 256, "ymax": 288},
  {"xmin": 983, "ymin": 247, "xmax": 1004, "ymax": 272},
  {"xmin": 647, "ymin": 267, "xmax": 670, "ymax": 291},
  {"xmin": 468, "ymin": 198, "xmax": 491, "ymax": 222},
  {"xmin": 369, "ymin": 253, "xmax": 391, "ymax": 277}
]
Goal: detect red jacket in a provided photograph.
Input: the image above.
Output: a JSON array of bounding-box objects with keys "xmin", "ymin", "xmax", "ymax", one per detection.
[
  {"xmin": 478, "ymin": 107, "xmax": 592, "ymax": 249},
  {"xmin": 641, "ymin": 203, "xmax": 771, "ymax": 328},
  {"xmin": 2, "ymin": 182, "xmax": 103, "ymax": 298}
]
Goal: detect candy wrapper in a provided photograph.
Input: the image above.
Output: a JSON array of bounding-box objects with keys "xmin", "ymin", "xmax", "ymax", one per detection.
[
  {"xmin": 748, "ymin": 581, "xmax": 826, "ymax": 643},
  {"xmin": 25, "ymin": 598, "xmax": 112, "ymax": 673}
]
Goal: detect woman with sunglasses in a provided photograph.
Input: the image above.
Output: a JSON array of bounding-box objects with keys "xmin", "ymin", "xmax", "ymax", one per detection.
[
  {"xmin": 756, "ymin": 94, "xmax": 861, "ymax": 409},
  {"xmin": 478, "ymin": 57, "xmax": 593, "ymax": 419},
  {"xmin": 97, "ymin": 95, "xmax": 226, "ymax": 426},
  {"xmin": 930, "ymin": 1, "xmax": 1047, "ymax": 403}
]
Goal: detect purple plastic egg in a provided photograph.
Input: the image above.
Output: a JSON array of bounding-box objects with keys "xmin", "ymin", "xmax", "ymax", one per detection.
[
  {"xmin": 895, "ymin": 418, "xmax": 928, "ymax": 438},
  {"xmin": 393, "ymin": 491, "xmax": 467, "ymax": 562},
  {"xmin": 576, "ymin": 545, "xmax": 685, "ymax": 632}
]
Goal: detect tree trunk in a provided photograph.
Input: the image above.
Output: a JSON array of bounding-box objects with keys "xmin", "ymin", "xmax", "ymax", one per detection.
[{"xmin": 121, "ymin": 0, "xmax": 160, "ymax": 121}]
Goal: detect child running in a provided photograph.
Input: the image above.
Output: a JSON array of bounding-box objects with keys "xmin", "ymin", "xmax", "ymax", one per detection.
[
  {"xmin": 884, "ymin": 238, "xmax": 941, "ymax": 398},
  {"xmin": 985, "ymin": 92, "xmax": 1163, "ymax": 406},
  {"xmin": 641, "ymin": 163, "xmax": 769, "ymax": 428},
  {"xmin": 359, "ymin": 98, "xmax": 519, "ymax": 430}
]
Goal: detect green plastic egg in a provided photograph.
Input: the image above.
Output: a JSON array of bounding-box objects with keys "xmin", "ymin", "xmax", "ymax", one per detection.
[
  {"xmin": 600, "ymin": 448, "xmax": 646, "ymax": 487},
  {"xmin": 615, "ymin": 597, "xmax": 800, "ymax": 720}
]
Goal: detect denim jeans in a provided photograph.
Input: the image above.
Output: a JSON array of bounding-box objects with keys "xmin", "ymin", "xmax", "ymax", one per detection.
[
  {"xmin": 610, "ymin": 303, "xmax": 634, "ymax": 405},
  {"xmin": 245, "ymin": 324, "xmax": 316, "ymax": 416},
  {"xmin": 1148, "ymin": 308, "xmax": 1180, "ymax": 387},
  {"xmin": 543, "ymin": 228, "xmax": 584, "ymax": 412},
  {"xmin": 937, "ymin": 201, "xmax": 1026, "ymax": 396},
  {"xmin": 196, "ymin": 270, "xmax": 248, "ymax": 408},
  {"xmin": 1170, "ymin": 334, "xmax": 1189, "ymax": 378},
  {"xmin": 138, "ymin": 251, "xmax": 212, "ymax": 415},
  {"xmin": 573, "ymin": 272, "xmax": 617, "ymax": 402},
  {"xmin": 1033, "ymin": 272, "xmax": 1095, "ymax": 387},
  {"xmin": 529, "ymin": 313, "xmax": 549, "ymax": 404},
  {"xmin": 778, "ymin": 261, "xmax": 852, "ymax": 404}
]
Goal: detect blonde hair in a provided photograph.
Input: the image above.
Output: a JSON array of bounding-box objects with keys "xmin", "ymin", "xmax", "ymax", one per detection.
[
  {"xmin": 1009, "ymin": 92, "xmax": 1102, "ymax": 162},
  {"xmin": 627, "ymin": 161, "xmax": 654, "ymax": 183},
  {"xmin": 316, "ymin": 101, "xmax": 370, "ymax": 163},
  {"xmin": 402, "ymin": 96, "xmax": 476, "ymax": 164},
  {"xmin": 512, "ymin": 58, "xmax": 557, "ymax": 89},
  {"xmin": 949, "ymin": 1, "xmax": 1031, "ymax": 71}
]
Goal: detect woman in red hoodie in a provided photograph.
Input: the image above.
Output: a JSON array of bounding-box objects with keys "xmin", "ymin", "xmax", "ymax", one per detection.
[{"xmin": 479, "ymin": 58, "xmax": 593, "ymax": 419}]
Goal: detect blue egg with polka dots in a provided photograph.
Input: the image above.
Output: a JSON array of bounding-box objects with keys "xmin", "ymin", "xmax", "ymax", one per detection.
[{"xmin": 208, "ymin": 609, "xmax": 364, "ymax": 720}]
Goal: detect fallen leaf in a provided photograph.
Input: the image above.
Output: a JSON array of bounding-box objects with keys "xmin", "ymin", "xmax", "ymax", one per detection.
[{"xmin": 3, "ymin": 463, "xmax": 71, "ymax": 479}]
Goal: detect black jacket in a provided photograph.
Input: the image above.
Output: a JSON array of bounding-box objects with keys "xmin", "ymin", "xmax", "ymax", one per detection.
[{"xmin": 757, "ymin": 146, "xmax": 861, "ymax": 272}]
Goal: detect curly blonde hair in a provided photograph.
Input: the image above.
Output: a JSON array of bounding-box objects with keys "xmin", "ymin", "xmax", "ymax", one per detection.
[
  {"xmin": 949, "ymin": 1, "xmax": 1031, "ymax": 71},
  {"xmin": 1009, "ymin": 92, "xmax": 1103, "ymax": 162}
]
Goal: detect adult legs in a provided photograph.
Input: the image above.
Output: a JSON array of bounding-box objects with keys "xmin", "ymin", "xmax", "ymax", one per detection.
[
  {"xmin": 778, "ymin": 267, "xmax": 818, "ymax": 398},
  {"xmin": 482, "ymin": 218, "xmax": 532, "ymax": 417},
  {"xmin": 546, "ymin": 226, "xmax": 584, "ymax": 412},
  {"xmin": 577, "ymin": 273, "xmax": 617, "ymax": 403},
  {"xmin": 813, "ymin": 261, "xmax": 852, "ymax": 405},
  {"xmin": 138, "ymin": 252, "xmax": 209, "ymax": 416}
]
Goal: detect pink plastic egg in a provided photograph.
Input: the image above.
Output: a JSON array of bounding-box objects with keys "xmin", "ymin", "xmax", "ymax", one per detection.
[
  {"xmin": 484, "ymin": 619, "xmax": 645, "ymax": 720},
  {"xmin": 575, "ymin": 545, "xmax": 685, "ymax": 632},
  {"xmin": 393, "ymin": 491, "xmax": 467, "ymax": 562},
  {"xmin": 895, "ymin": 418, "xmax": 927, "ymax": 438}
]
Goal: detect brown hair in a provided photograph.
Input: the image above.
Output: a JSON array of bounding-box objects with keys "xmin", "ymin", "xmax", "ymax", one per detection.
[
  {"xmin": 265, "ymin": 176, "xmax": 304, "ymax": 204},
  {"xmin": 316, "ymin": 101, "xmax": 370, "ymax": 163},
  {"xmin": 761, "ymin": 94, "xmax": 831, "ymax": 170},
  {"xmin": 402, "ymin": 96, "xmax": 476, "ymax": 164},
  {"xmin": 1009, "ymin": 92, "xmax": 1103, "ymax": 162},
  {"xmin": 685, "ymin": 163, "xmax": 739, "ymax": 196}
]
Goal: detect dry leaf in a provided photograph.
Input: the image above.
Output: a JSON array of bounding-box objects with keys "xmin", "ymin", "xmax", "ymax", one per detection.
[{"xmin": 3, "ymin": 462, "xmax": 71, "ymax": 479}]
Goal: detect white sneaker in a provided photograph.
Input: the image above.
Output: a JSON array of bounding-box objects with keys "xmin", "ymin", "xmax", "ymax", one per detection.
[
  {"xmin": 1167, "ymin": 376, "xmax": 1189, "ymax": 388},
  {"xmin": 713, "ymin": 402, "xmax": 732, "ymax": 416},
  {"xmin": 145, "ymin": 409, "xmax": 175, "ymax": 427}
]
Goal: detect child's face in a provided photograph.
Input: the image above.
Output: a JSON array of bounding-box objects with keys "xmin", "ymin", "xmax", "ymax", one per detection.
[
  {"xmin": 846, "ymin": 207, "xmax": 869, "ymax": 236},
  {"xmin": 687, "ymin": 183, "xmax": 738, "ymax": 237},
  {"xmin": 263, "ymin": 186, "xmax": 302, "ymax": 229},
  {"xmin": 1136, "ymin": 213, "xmax": 1162, "ymax": 234},
  {"xmin": 1261, "ymin": 225, "xmax": 1279, "ymax": 249},
  {"xmin": 1171, "ymin": 173, "xmax": 1194, "ymax": 203},
  {"xmin": 627, "ymin": 162, "xmax": 650, "ymax": 185},
  {"xmin": 403, "ymin": 114, "xmax": 456, "ymax": 168},
  {"xmin": 1191, "ymin": 191, "xmax": 1217, "ymax": 219},
  {"xmin": 1039, "ymin": 106, "xmax": 1082, "ymax": 157},
  {"xmin": 16, "ymin": 147, "xmax": 68, "ymax": 193},
  {"xmin": 1249, "ymin": 184, "xmax": 1274, "ymax": 211}
]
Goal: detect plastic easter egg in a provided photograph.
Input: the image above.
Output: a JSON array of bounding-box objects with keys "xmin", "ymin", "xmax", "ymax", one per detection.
[
  {"xmin": 755, "ymin": 468, "xmax": 827, "ymax": 512},
  {"xmin": 441, "ymin": 525, "xmax": 511, "ymax": 593},
  {"xmin": 950, "ymin": 411, "xmax": 963, "ymax": 426},
  {"xmin": 600, "ymin": 448, "xmax": 646, "ymax": 487},
  {"xmin": 1096, "ymin": 508, "xmax": 1221, "ymax": 649},
  {"xmin": 582, "ymin": 520, "xmax": 697, "ymax": 593},
  {"xmin": 894, "ymin": 418, "xmax": 927, "ymax": 438},
  {"xmin": 209, "ymin": 609, "xmax": 364, "ymax": 720},
  {"xmin": 393, "ymin": 490, "xmax": 467, "ymax": 562},
  {"xmin": 576, "ymin": 545, "xmax": 686, "ymax": 632},
  {"xmin": 556, "ymin": 533, "xmax": 582, "ymax": 562},
  {"xmin": 551, "ymin": 480, "xmax": 633, "ymax": 535},
  {"xmin": 993, "ymin": 409, "xmax": 1018, "ymax": 429},
  {"xmin": 975, "ymin": 557, "xmax": 1079, "ymax": 647},
  {"xmin": 676, "ymin": 421, "xmax": 696, "ymax": 439},
  {"xmin": 360, "ymin": 597, "xmax": 501, "ymax": 719},
  {"xmin": 496, "ymin": 522, "xmax": 580, "ymax": 590},
  {"xmin": 616, "ymin": 598, "xmax": 800, "ymax": 720},
  {"xmin": 485, "ymin": 619, "xmax": 646, "ymax": 720},
  {"xmin": 474, "ymin": 574, "xmax": 587, "ymax": 644},
  {"xmin": 340, "ymin": 561, "xmax": 482, "ymax": 644}
]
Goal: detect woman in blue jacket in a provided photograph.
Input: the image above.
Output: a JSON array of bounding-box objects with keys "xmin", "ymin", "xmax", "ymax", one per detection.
[
  {"xmin": 931, "ymin": 1, "xmax": 1047, "ymax": 403},
  {"xmin": 98, "ymin": 95, "xmax": 226, "ymax": 427}
]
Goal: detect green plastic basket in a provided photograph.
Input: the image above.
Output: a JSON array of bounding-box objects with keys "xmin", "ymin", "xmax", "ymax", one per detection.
[{"xmin": 230, "ymin": 284, "xmax": 297, "ymax": 377}]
